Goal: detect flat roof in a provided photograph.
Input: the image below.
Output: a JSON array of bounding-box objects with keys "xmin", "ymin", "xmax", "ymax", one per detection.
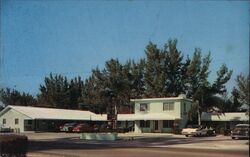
[
  {"xmin": 201, "ymin": 112, "xmax": 249, "ymax": 121},
  {"xmin": 131, "ymin": 96, "xmax": 192, "ymax": 102},
  {"xmin": 0, "ymin": 105, "xmax": 106, "ymax": 121},
  {"xmin": 118, "ymin": 113, "xmax": 178, "ymax": 121},
  {"xmin": 0, "ymin": 105, "xmax": 180, "ymax": 121}
]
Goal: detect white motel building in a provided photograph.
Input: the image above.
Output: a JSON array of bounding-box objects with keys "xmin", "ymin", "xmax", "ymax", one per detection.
[{"xmin": 0, "ymin": 95, "xmax": 248, "ymax": 133}]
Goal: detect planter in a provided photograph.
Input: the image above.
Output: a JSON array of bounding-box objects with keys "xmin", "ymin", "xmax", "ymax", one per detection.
[{"xmin": 80, "ymin": 133, "xmax": 118, "ymax": 141}]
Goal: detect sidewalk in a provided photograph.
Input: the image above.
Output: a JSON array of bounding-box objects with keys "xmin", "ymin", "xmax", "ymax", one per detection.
[{"xmin": 165, "ymin": 141, "xmax": 249, "ymax": 151}]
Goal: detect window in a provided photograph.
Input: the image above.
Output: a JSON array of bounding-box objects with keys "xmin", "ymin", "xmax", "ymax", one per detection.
[
  {"xmin": 15, "ymin": 118, "xmax": 19, "ymax": 125},
  {"xmin": 3, "ymin": 119, "xmax": 6, "ymax": 124},
  {"xmin": 27, "ymin": 120, "xmax": 32, "ymax": 125},
  {"xmin": 163, "ymin": 102, "xmax": 174, "ymax": 111},
  {"xmin": 163, "ymin": 120, "xmax": 174, "ymax": 128},
  {"xmin": 139, "ymin": 120, "xmax": 150, "ymax": 128},
  {"xmin": 183, "ymin": 103, "xmax": 186, "ymax": 112},
  {"xmin": 140, "ymin": 103, "xmax": 148, "ymax": 111}
]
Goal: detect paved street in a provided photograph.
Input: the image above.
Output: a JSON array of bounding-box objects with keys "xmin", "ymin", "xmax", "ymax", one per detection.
[{"xmin": 26, "ymin": 133, "xmax": 249, "ymax": 157}]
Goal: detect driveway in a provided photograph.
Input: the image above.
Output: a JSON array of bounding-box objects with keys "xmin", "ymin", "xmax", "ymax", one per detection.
[{"xmin": 25, "ymin": 132, "xmax": 249, "ymax": 157}]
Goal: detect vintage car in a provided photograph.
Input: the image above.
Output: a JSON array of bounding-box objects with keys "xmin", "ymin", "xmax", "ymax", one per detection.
[
  {"xmin": 72, "ymin": 123, "xmax": 92, "ymax": 133},
  {"xmin": 59, "ymin": 123, "xmax": 77, "ymax": 132},
  {"xmin": 181, "ymin": 125, "xmax": 209, "ymax": 137},
  {"xmin": 231, "ymin": 124, "xmax": 249, "ymax": 139}
]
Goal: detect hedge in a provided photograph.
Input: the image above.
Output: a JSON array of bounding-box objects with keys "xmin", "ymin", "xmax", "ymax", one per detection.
[{"xmin": 0, "ymin": 134, "xmax": 28, "ymax": 157}]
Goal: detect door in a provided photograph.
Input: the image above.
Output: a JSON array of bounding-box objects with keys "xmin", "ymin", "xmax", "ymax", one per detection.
[{"xmin": 154, "ymin": 121, "xmax": 159, "ymax": 131}]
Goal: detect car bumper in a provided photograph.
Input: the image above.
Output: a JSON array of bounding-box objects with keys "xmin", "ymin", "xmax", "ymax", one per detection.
[
  {"xmin": 231, "ymin": 134, "xmax": 249, "ymax": 138},
  {"xmin": 181, "ymin": 132, "xmax": 197, "ymax": 136}
]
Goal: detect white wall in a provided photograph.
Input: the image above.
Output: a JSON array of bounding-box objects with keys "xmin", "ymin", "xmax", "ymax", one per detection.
[
  {"xmin": 0, "ymin": 108, "xmax": 31, "ymax": 132},
  {"xmin": 133, "ymin": 98, "xmax": 193, "ymax": 132},
  {"xmin": 179, "ymin": 100, "xmax": 192, "ymax": 128},
  {"xmin": 134, "ymin": 100, "xmax": 182, "ymax": 118}
]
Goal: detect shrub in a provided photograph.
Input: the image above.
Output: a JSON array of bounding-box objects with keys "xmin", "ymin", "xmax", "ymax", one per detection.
[{"xmin": 0, "ymin": 134, "xmax": 28, "ymax": 157}]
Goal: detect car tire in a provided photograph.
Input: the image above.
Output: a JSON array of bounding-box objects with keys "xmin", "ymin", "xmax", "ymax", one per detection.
[
  {"xmin": 185, "ymin": 135, "xmax": 188, "ymax": 137},
  {"xmin": 232, "ymin": 137, "xmax": 235, "ymax": 139}
]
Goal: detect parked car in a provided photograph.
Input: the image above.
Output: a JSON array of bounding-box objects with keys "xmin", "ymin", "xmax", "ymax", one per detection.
[
  {"xmin": 72, "ymin": 123, "xmax": 92, "ymax": 133},
  {"xmin": 60, "ymin": 123, "xmax": 77, "ymax": 132},
  {"xmin": 231, "ymin": 124, "xmax": 249, "ymax": 139},
  {"xmin": 0, "ymin": 125, "xmax": 13, "ymax": 133},
  {"xmin": 92, "ymin": 124, "xmax": 100, "ymax": 132},
  {"xmin": 181, "ymin": 125, "xmax": 208, "ymax": 137},
  {"xmin": 206, "ymin": 127, "xmax": 216, "ymax": 136}
]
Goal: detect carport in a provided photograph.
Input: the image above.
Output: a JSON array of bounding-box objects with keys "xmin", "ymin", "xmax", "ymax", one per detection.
[{"xmin": 0, "ymin": 105, "xmax": 106, "ymax": 132}]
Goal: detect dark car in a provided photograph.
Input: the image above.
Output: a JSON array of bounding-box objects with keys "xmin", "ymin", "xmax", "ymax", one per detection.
[
  {"xmin": 231, "ymin": 124, "xmax": 249, "ymax": 139},
  {"xmin": 60, "ymin": 123, "xmax": 77, "ymax": 132},
  {"xmin": 92, "ymin": 124, "xmax": 100, "ymax": 132},
  {"xmin": 72, "ymin": 123, "xmax": 92, "ymax": 133},
  {"xmin": 0, "ymin": 125, "xmax": 13, "ymax": 133}
]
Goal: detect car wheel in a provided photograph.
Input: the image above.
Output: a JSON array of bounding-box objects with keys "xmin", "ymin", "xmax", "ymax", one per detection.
[
  {"xmin": 185, "ymin": 135, "xmax": 188, "ymax": 137},
  {"xmin": 232, "ymin": 137, "xmax": 235, "ymax": 139}
]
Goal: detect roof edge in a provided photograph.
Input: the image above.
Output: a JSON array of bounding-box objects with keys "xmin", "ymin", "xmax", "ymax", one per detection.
[{"xmin": 130, "ymin": 97, "xmax": 192, "ymax": 102}]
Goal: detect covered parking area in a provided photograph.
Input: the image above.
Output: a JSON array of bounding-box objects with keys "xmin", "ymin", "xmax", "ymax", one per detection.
[{"xmin": 0, "ymin": 105, "xmax": 106, "ymax": 132}]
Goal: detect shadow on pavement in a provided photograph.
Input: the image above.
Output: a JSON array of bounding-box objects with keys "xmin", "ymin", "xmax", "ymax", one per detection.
[{"xmin": 28, "ymin": 135, "xmax": 244, "ymax": 152}]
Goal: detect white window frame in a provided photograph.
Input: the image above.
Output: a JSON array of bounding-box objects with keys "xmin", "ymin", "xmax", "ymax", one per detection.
[
  {"xmin": 3, "ymin": 118, "xmax": 6, "ymax": 124},
  {"xmin": 163, "ymin": 102, "xmax": 175, "ymax": 111},
  {"xmin": 140, "ymin": 103, "xmax": 149, "ymax": 112},
  {"xmin": 15, "ymin": 118, "xmax": 19, "ymax": 125}
]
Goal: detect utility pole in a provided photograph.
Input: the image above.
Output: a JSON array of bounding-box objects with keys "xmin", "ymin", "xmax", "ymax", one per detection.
[{"xmin": 196, "ymin": 100, "xmax": 201, "ymax": 126}]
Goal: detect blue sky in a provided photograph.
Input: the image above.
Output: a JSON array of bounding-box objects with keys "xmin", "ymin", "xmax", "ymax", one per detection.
[{"xmin": 1, "ymin": 0, "xmax": 249, "ymax": 96}]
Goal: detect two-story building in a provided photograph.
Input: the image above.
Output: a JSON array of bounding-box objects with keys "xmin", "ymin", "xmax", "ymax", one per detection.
[{"xmin": 130, "ymin": 96, "xmax": 192, "ymax": 133}]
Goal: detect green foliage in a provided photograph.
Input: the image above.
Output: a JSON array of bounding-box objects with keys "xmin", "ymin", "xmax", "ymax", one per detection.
[
  {"xmin": 163, "ymin": 39, "xmax": 187, "ymax": 97},
  {"xmin": 0, "ymin": 88, "xmax": 37, "ymax": 106},
  {"xmin": 144, "ymin": 42, "xmax": 164, "ymax": 97},
  {"xmin": 37, "ymin": 73, "xmax": 84, "ymax": 109},
  {"xmin": 218, "ymin": 89, "xmax": 242, "ymax": 112},
  {"xmin": 235, "ymin": 74, "xmax": 249, "ymax": 107}
]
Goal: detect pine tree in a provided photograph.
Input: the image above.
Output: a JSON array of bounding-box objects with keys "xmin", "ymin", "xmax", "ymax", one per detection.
[
  {"xmin": 145, "ymin": 42, "xmax": 164, "ymax": 97},
  {"xmin": 235, "ymin": 74, "xmax": 249, "ymax": 107},
  {"xmin": 0, "ymin": 88, "xmax": 37, "ymax": 106},
  {"xmin": 163, "ymin": 39, "xmax": 185, "ymax": 97}
]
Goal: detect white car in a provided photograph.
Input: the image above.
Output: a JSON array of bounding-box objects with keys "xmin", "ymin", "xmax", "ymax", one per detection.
[
  {"xmin": 231, "ymin": 124, "xmax": 249, "ymax": 139},
  {"xmin": 181, "ymin": 125, "xmax": 208, "ymax": 137}
]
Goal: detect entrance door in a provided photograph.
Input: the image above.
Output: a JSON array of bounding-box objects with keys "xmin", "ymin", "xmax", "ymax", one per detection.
[{"xmin": 154, "ymin": 120, "xmax": 159, "ymax": 131}]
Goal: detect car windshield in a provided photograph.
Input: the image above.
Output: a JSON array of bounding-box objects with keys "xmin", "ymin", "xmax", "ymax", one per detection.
[{"xmin": 65, "ymin": 123, "xmax": 76, "ymax": 126}]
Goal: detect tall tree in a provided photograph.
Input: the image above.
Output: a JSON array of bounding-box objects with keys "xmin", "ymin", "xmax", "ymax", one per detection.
[
  {"xmin": 235, "ymin": 74, "xmax": 249, "ymax": 108},
  {"xmin": 163, "ymin": 39, "xmax": 186, "ymax": 96},
  {"xmin": 38, "ymin": 73, "xmax": 84, "ymax": 109},
  {"xmin": 130, "ymin": 59, "xmax": 146, "ymax": 99},
  {"xmin": 187, "ymin": 49, "xmax": 232, "ymax": 124},
  {"xmin": 0, "ymin": 88, "xmax": 37, "ymax": 106},
  {"xmin": 144, "ymin": 42, "xmax": 165, "ymax": 97}
]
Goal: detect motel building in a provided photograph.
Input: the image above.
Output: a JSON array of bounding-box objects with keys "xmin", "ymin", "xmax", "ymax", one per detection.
[
  {"xmin": 0, "ymin": 96, "xmax": 192, "ymax": 133},
  {"xmin": 1, "ymin": 95, "xmax": 247, "ymax": 133},
  {"xmin": 0, "ymin": 95, "xmax": 192, "ymax": 133}
]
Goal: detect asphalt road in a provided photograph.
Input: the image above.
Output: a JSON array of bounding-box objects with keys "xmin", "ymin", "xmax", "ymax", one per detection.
[
  {"xmin": 26, "ymin": 133, "xmax": 249, "ymax": 157},
  {"xmin": 28, "ymin": 148, "xmax": 248, "ymax": 157}
]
